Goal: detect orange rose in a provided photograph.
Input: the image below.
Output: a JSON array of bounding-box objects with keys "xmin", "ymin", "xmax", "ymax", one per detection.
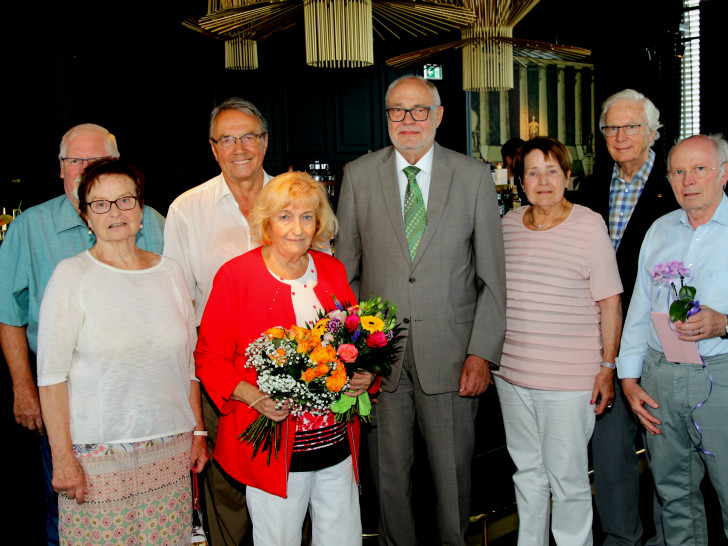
[
  {"xmin": 301, "ymin": 362, "xmax": 331, "ymax": 382},
  {"xmin": 265, "ymin": 327, "xmax": 286, "ymax": 339},
  {"xmin": 326, "ymin": 365, "xmax": 348, "ymax": 392},
  {"xmin": 309, "ymin": 345, "xmax": 337, "ymax": 364}
]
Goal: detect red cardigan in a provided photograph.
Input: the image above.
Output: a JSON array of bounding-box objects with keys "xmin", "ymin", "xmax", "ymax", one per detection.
[{"xmin": 194, "ymin": 248, "xmax": 359, "ymax": 498}]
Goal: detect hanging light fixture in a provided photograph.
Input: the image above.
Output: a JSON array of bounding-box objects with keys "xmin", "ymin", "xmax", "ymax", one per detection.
[
  {"xmin": 304, "ymin": 0, "xmax": 373, "ymax": 68},
  {"xmin": 225, "ymin": 36, "xmax": 259, "ymax": 69}
]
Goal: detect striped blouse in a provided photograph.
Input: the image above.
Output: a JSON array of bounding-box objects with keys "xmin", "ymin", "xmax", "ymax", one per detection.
[{"xmin": 494, "ymin": 204, "xmax": 623, "ymax": 391}]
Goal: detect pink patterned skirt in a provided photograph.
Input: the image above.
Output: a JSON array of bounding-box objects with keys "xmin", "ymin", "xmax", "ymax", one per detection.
[{"xmin": 58, "ymin": 432, "xmax": 193, "ymax": 545}]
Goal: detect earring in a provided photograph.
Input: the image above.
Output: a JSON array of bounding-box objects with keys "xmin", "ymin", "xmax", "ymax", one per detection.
[
  {"xmin": 139, "ymin": 222, "xmax": 143, "ymax": 229},
  {"xmin": 88, "ymin": 226, "xmax": 93, "ymax": 235}
]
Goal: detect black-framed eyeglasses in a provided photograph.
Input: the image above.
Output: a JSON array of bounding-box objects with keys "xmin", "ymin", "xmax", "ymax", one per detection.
[
  {"xmin": 210, "ymin": 133, "xmax": 267, "ymax": 149},
  {"xmin": 667, "ymin": 165, "xmax": 720, "ymax": 182},
  {"xmin": 385, "ymin": 106, "xmax": 439, "ymax": 122},
  {"xmin": 61, "ymin": 157, "xmax": 108, "ymax": 167},
  {"xmin": 600, "ymin": 124, "xmax": 646, "ymax": 137},
  {"xmin": 84, "ymin": 196, "xmax": 138, "ymax": 214}
]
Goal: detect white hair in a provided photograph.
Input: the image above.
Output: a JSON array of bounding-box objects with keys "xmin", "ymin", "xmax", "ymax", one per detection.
[
  {"xmin": 599, "ymin": 89, "xmax": 661, "ymax": 145},
  {"xmin": 59, "ymin": 123, "xmax": 119, "ymax": 159}
]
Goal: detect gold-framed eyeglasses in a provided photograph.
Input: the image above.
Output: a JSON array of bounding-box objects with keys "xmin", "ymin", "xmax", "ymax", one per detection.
[
  {"xmin": 210, "ymin": 133, "xmax": 267, "ymax": 149},
  {"xmin": 600, "ymin": 124, "xmax": 646, "ymax": 137},
  {"xmin": 667, "ymin": 165, "xmax": 720, "ymax": 182},
  {"xmin": 84, "ymin": 196, "xmax": 138, "ymax": 214},
  {"xmin": 385, "ymin": 106, "xmax": 438, "ymax": 122}
]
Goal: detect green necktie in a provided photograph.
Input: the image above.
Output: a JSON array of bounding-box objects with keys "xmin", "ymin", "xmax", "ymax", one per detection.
[{"xmin": 403, "ymin": 165, "xmax": 426, "ymax": 262}]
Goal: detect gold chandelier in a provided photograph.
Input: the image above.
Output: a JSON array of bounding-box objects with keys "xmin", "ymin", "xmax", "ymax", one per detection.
[
  {"xmin": 185, "ymin": 0, "xmax": 475, "ymax": 70},
  {"xmin": 386, "ymin": 0, "xmax": 591, "ymax": 91},
  {"xmin": 225, "ymin": 36, "xmax": 259, "ymax": 69},
  {"xmin": 304, "ymin": 0, "xmax": 373, "ymax": 67}
]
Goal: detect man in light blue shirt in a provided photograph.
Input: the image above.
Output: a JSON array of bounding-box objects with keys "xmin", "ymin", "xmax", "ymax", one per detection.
[
  {"xmin": 0, "ymin": 123, "xmax": 165, "ymax": 545},
  {"xmin": 617, "ymin": 134, "xmax": 728, "ymax": 545}
]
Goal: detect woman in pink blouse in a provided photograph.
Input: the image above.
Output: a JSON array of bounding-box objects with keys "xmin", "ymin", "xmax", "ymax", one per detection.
[{"xmin": 494, "ymin": 137, "xmax": 623, "ymax": 545}]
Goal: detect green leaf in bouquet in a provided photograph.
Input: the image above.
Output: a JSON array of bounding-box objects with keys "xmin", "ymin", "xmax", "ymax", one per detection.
[
  {"xmin": 331, "ymin": 394, "xmax": 356, "ymax": 414},
  {"xmin": 356, "ymin": 392, "xmax": 372, "ymax": 417},
  {"xmin": 669, "ymin": 299, "xmax": 693, "ymax": 323},
  {"xmin": 679, "ymin": 285, "xmax": 696, "ymax": 300}
]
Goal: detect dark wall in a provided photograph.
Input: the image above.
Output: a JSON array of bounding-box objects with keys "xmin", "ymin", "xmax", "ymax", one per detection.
[{"xmin": 2, "ymin": 0, "xmax": 707, "ymax": 218}]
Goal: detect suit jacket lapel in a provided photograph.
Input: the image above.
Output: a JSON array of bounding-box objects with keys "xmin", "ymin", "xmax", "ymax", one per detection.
[
  {"xmin": 413, "ymin": 143, "xmax": 452, "ymax": 268},
  {"xmin": 378, "ymin": 148, "xmax": 411, "ymax": 263}
]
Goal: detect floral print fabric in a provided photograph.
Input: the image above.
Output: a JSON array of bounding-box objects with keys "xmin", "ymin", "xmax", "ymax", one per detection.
[{"xmin": 58, "ymin": 433, "xmax": 193, "ymax": 545}]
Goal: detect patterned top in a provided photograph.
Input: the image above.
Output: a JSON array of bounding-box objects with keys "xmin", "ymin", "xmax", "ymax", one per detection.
[{"xmin": 608, "ymin": 149, "xmax": 655, "ymax": 249}]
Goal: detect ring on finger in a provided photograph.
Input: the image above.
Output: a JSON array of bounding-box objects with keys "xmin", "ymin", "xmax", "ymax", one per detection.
[{"xmin": 274, "ymin": 402, "xmax": 283, "ymax": 411}]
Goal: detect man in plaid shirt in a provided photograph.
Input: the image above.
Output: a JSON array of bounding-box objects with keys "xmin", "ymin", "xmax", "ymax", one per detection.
[{"xmin": 575, "ymin": 89, "xmax": 677, "ymax": 546}]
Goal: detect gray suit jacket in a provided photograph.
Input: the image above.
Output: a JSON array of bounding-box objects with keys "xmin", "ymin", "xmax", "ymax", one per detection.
[{"xmin": 335, "ymin": 143, "xmax": 506, "ymax": 394}]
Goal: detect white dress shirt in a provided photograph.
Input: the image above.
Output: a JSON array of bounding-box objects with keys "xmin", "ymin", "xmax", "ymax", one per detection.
[
  {"xmin": 164, "ymin": 172, "xmax": 273, "ymax": 325},
  {"xmin": 395, "ymin": 146, "xmax": 435, "ymax": 217}
]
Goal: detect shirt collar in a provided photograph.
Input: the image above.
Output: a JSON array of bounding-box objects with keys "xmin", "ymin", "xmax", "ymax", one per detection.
[
  {"xmin": 55, "ymin": 195, "xmax": 87, "ymax": 233},
  {"xmin": 678, "ymin": 193, "xmax": 728, "ymax": 228},
  {"xmin": 214, "ymin": 171, "xmax": 273, "ymax": 204},
  {"xmin": 395, "ymin": 145, "xmax": 435, "ymax": 175},
  {"xmin": 611, "ymin": 148, "xmax": 656, "ymax": 187}
]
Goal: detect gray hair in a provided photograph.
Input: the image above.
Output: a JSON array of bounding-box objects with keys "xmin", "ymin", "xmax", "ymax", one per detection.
[
  {"xmin": 385, "ymin": 75, "xmax": 441, "ymax": 108},
  {"xmin": 59, "ymin": 123, "xmax": 119, "ymax": 159},
  {"xmin": 209, "ymin": 97, "xmax": 268, "ymax": 138},
  {"xmin": 667, "ymin": 134, "xmax": 728, "ymax": 178},
  {"xmin": 599, "ymin": 89, "xmax": 662, "ymax": 145}
]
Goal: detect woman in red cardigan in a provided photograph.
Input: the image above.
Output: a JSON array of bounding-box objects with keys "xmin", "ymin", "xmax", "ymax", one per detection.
[{"xmin": 195, "ymin": 171, "xmax": 372, "ymax": 545}]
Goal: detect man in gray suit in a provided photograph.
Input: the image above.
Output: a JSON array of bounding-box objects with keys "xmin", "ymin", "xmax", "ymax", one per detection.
[{"xmin": 336, "ymin": 75, "xmax": 506, "ymax": 545}]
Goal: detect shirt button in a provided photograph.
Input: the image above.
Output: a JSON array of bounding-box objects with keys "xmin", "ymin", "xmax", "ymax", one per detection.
[
  {"xmin": 403, "ymin": 318, "xmax": 410, "ymax": 324},
  {"xmin": 409, "ymin": 277, "xmax": 416, "ymax": 283}
]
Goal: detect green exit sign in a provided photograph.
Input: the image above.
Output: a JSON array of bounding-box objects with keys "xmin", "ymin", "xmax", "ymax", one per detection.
[{"xmin": 423, "ymin": 65, "xmax": 442, "ymax": 80}]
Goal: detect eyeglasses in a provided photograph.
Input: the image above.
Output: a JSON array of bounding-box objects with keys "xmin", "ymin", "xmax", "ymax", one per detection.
[
  {"xmin": 385, "ymin": 106, "xmax": 439, "ymax": 122},
  {"xmin": 600, "ymin": 124, "xmax": 646, "ymax": 137},
  {"xmin": 667, "ymin": 165, "xmax": 720, "ymax": 182},
  {"xmin": 210, "ymin": 133, "xmax": 267, "ymax": 149},
  {"xmin": 84, "ymin": 196, "xmax": 138, "ymax": 214},
  {"xmin": 61, "ymin": 157, "xmax": 108, "ymax": 167}
]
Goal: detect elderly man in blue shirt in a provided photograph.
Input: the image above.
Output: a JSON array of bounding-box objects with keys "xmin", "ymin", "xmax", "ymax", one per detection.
[
  {"xmin": 0, "ymin": 123, "xmax": 165, "ymax": 544},
  {"xmin": 617, "ymin": 134, "xmax": 728, "ymax": 545}
]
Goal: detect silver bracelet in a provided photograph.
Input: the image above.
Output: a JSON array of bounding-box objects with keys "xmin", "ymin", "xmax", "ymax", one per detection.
[{"xmin": 193, "ymin": 430, "xmax": 208, "ymax": 437}]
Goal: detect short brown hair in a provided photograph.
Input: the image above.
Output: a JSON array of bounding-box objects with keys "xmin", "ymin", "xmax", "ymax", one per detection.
[
  {"xmin": 249, "ymin": 171, "xmax": 338, "ymax": 247},
  {"xmin": 78, "ymin": 158, "xmax": 145, "ymax": 222},
  {"xmin": 513, "ymin": 137, "xmax": 572, "ymax": 183}
]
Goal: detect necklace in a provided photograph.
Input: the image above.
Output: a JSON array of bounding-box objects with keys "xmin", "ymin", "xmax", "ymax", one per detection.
[{"xmin": 528, "ymin": 202, "xmax": 569, "ymax": 231}]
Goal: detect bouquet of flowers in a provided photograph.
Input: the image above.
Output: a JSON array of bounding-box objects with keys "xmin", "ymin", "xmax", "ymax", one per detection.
[
  {"xmin": 652, "ymin": 260, "xmax": 699, "ymax": 322},
  {"xmin": 240, "ymin": 294, "xmax": 404, "ymax": 463},
  {"xmin": 314, "ymin": 295, "xmax": 405, "ymax": 423}
]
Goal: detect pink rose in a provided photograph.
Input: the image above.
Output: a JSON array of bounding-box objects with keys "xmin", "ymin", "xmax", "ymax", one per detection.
[
  {"xmin": 344, "ymin": 314, "xmax": 360, "ymax": 332},
  {"xmin": 337, "ymin": 344, "xmax": 359, "ymax": 363},
  {"xmin": 366, "ymin": 331, "xmax": 388, "ymax": 348}
]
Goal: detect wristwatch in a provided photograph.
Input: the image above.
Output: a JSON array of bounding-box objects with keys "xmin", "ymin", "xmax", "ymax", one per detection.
[
  {"xmin": 601, "ymin": 361, "xmax": 616, "ymax": 369},
  {"xmin": 722, "ymin": 314, "xmax": 728, "ymax": 339}
]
